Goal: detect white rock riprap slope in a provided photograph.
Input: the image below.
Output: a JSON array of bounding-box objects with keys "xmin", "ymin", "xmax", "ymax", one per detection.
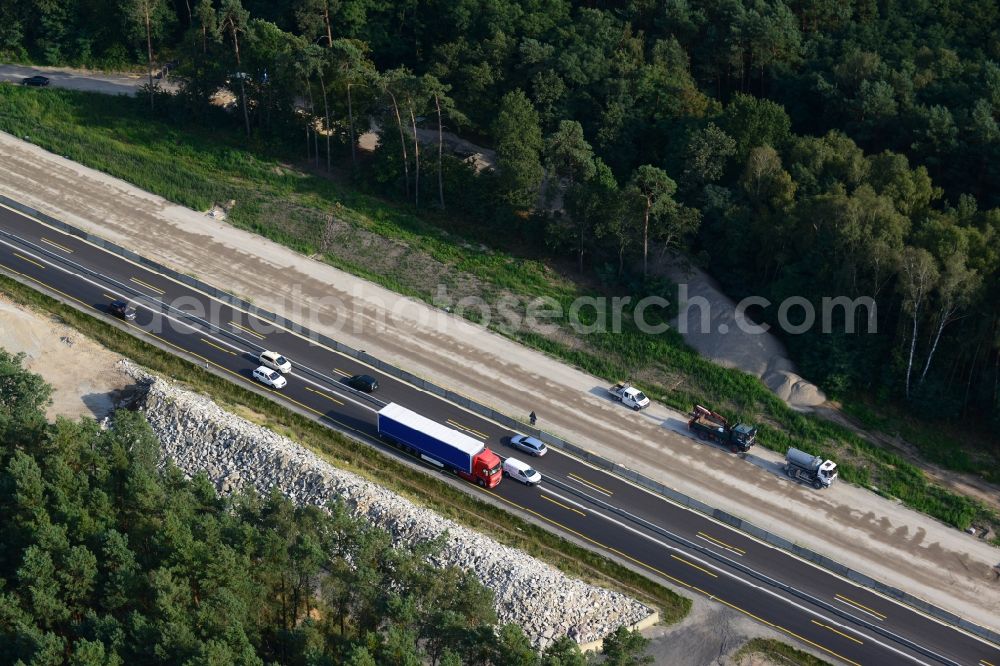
[{"xmin": 121, "ymin": 362, "xmax": 655, "ymax": 648}]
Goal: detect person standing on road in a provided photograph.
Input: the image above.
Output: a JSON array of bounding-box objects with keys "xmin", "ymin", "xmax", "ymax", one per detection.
[{"xmin": 529, "ymin": 411, "xmax": 537, "ymax": 426}]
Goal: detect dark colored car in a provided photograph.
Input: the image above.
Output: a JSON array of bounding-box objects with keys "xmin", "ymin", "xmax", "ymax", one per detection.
[
  {"xmin": 345, "ymin": 374, "xmax": 379, "ymax": 393},
  {"xmin": 21, "ymin": 76, "xmax": 50, "ymax": 87},
  {"xmin": 109, "ymin": 300, "xmax": 136, "ymax": 320}
]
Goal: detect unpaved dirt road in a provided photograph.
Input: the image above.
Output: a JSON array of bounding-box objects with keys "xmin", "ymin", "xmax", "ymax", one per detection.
[
  {"xmin": 1, "ymin": 130, "xmax": 998, "ymax": 634},
  {"xmin": 0, "ymin": 63, "xmax": 179, "ymax": 95}
]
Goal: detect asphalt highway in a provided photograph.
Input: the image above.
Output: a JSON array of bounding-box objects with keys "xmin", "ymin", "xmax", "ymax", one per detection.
[{"xmin": 1, "ymin": 202, "xmax": 998, "ymax": 666}]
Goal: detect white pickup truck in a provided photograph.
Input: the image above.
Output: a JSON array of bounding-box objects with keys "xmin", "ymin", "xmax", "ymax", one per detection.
[{"xmin": 608, "ymin": 381, "xmax": 650, "ymax": 410}]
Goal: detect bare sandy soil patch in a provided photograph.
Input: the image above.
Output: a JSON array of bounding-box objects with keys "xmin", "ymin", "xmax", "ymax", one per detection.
[{"xmin": 0, "ymin": 292, "xmax": 128, "ymax": 420}]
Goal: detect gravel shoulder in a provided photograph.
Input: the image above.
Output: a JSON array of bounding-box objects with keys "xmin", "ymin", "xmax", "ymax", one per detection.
[{"xmin": 1, "ymin": 131, "xmax": 998, "ymax": 634}]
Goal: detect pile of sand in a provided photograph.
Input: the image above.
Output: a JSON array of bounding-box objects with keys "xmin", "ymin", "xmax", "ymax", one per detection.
[{"xmin": 664, "ymin": 260, "xmax": 826, "ymax": 409}]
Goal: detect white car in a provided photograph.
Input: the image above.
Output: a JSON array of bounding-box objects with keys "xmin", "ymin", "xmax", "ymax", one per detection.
[
  {"xmin": 259, "ymin": 350, "xmax": 292, "ymax": 373},
  {"xmin": 252, "ymin": 365, "xmax": 287, "ymax": 389},
  {"xmin": 502, "ymin": 457, "xmax": 541, "ymax": 486}
]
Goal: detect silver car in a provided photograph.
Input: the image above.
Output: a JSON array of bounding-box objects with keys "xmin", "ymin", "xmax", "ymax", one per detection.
[
  {"xmin": 509, "ymin": 434, "xmax": 548, "ymax": 457},
  {"xmin": 259, "ymin": 350, "xmax": 292, "ymax": 373}
]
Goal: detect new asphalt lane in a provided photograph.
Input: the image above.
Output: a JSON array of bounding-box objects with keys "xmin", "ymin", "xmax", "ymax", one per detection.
[{"xmin": 2, "ymin": 203, "xmax": 998, "ymax": 666}]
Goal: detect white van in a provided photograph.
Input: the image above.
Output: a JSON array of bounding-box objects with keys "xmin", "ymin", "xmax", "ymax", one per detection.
[{"xmin": 502, "ymin": 457, "xmax": 541, "ymax": 486}]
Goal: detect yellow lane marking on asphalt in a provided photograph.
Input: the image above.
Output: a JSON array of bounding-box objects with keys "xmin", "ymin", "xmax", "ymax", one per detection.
[
  {"xmin": 567, "ymin": 472, "xmax": 614, "ymax": 495},
  {"xmin": 671, "ymin": 554, "xmax": 719, "ymax": 578},
  {"xmin": 103, "ymin": 293, "xmax": 118, "ymax": 301},
  {"xmin": 697, "ymin": 531, "xmax": 746, "ymax": 555},
  {"xmin": 539, "ymin": 494, "xmax": 586, "ymax": 517},
  {"xmin": 13, "ymin": 252, "xmax": 45, "ymax": 269},
  {"xmin": 2, "ymin": 253, "xmax": 864, "ymax": 666},
  {"xmin": 0, "ymin": 260, "xmax": 338, "ymax": 428},
  {"xmin": 40, "ymin": 237, "xmax": 73, "ymax": 253},
  {"xmin": 981, "ymin": 659, "xmax": 997, "ymax": 666},
  {"xmin": 304, "ymin": 386, "xmax": 344, "ymax": 405},
  {"xmin": 811, "ymin": 620, "xmax": 864, "ymax": 645},
  {"xmin": 230, "ymin": 320, "xmax": 265, "ymax": 339},
  {"xmin": 130, "ymin": 276, "xmax": 165, "ymax": 294},
  {"xmin": 333, "ymin": 367, "xmax": 351, "ymax": 377},
  {"xmin": 479, "ymin": 487, "xmax": 862, "ymax": 666},
  {"xmin": 835, "ymin": 594, "xmax": 887, "ymax": 620},
  {"xmin": 200, "ymin": 338, "xmax": 236, "ymax": 356},
  {"xmin": 447, "ymin": 419, "xmax": 488, "ymax": 439},
  {"xmin": 0, "ymin": 263, "xmax": 91, "ymax": 309}
]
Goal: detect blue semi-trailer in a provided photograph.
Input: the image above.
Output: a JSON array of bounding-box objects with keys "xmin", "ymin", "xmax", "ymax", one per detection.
[{"xmin": 377, "ymin": 403, "xmax": 503, "ymax": 487}]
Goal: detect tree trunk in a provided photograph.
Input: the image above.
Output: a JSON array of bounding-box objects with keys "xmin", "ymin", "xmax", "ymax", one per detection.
[
  {"xmin": 642, "ymin": 199, "xmax": 650, "ymax": 278},
  {"xmin": 239, "ymin": 76, "xmax": 250, "ymax": 136},
  {"xmin": 183, "ymin": 0, "xmax": 191, "ymax": 25},
  {"xmin": 305, "ymin": 83, "xmax": 319, "ymax": 166},
  {"xmin": 324, "ymin": 4, "xmax": 333, "ymax": 46},
  {"xmin": 388, "ymin": 90, "xmax": 410, "ymax": 199},
  {"xmin": 144, "ymin": 1, "xmax": 154, "ymax": 111},
  {"xmin": 318, "ymin": 71, "xmax": 331, "ymax": 172},
  {"xmin": 408, "ymin": 99, "xmax": 420, "ymax": 207},
  {"xmin": 905, "ymin": 309, "xmax": 919, "ymax": 400},
  {"xmin": 435, "ymin": 93, "xmax": 444, "ymax": 209},
  {"xmin": 919, "ymin": 309, "xmax": 953, "ymax": 387},
  {"xmin": 347, "ymin": 83, "xmax": 357, "ymax": 170},
  {"xmin": 230, "ymin": 29, "xmax": 250, "ymax": 136}
]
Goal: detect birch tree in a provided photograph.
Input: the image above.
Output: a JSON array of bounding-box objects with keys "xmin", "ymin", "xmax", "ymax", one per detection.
[
  {"xmin": 898, "ymin": 247, "xmax": 939, "ymax": 399},
  {"xmin": 919, "ymin": 250, "xmax": 980, "ymax": 386}
]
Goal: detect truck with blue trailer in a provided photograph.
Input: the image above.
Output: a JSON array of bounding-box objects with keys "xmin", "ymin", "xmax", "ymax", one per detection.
[{"xmin": 377, "ymin": 403, "xmax": 503, "ymax": 487}]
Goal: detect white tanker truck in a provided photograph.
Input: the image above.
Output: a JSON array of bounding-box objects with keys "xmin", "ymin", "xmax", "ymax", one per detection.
[{"xmin": 785, "ymin": 447, "xmax": 838, "ymax": 489}]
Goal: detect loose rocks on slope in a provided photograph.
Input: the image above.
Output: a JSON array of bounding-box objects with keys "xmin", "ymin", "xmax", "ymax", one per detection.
[{"xmin": 119, "ymin": 361, "xmax": 654, "ymax": 649}]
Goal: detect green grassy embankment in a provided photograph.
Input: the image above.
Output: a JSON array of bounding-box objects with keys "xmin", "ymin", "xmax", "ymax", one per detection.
[{"xmin": 0, "ymin": 84, "xmax": 996, "ymax": 536}]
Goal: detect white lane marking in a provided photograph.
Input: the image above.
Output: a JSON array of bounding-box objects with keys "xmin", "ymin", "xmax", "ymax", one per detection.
[
  {"xmin": 0, "ymin": 237, "xmax": 378, "ymax": 414},
  {"xmin": 538, "ymin": 485, "xmax": 938, "ymax": 666}
]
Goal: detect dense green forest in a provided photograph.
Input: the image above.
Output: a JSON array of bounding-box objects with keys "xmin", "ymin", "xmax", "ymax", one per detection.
[
  {"xmin": 0, "ymin": 349, "xmax": 657, "ymax": 665},
  {"xmin": 0, "ymin": 0, "xmax": 997, "ymax": 429}
]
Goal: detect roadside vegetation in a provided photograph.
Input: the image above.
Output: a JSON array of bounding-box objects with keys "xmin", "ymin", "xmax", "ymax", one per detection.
[
  {"xmin": 0, "ymin": 346, "xmax": 670, "ymax": 664},
  {"xmin": 733, "ymin": 639, "xmax": 833, "ymax": 666},
  {"xmin": 0, "ymin": 272, "xmax": 692, "ymax": 630},
  {"xmin": 1, "ymin": 85, "xmax": 996, "ymax": 538}
]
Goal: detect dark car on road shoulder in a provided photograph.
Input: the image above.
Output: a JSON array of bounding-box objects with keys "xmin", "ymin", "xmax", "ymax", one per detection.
[
  {"xmin": 21, "ymin": 75, "xmax": 50, "ymax": 87},
  {"xmin": 109, "ymin": 300, "xmax": 136, "ymax": 320},
  {"xmin": 344, "ymin": 374, "xmax": 379, "ymax": 393}
]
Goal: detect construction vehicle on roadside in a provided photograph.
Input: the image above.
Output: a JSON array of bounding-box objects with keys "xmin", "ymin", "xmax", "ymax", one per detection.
[
  {"xmin": 687, "ymin": 404, "xmax": 757, "ymax": 453},
  {"xmin": 785, "ymin": 447, "xmax": 838, "ymax": 489}
]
